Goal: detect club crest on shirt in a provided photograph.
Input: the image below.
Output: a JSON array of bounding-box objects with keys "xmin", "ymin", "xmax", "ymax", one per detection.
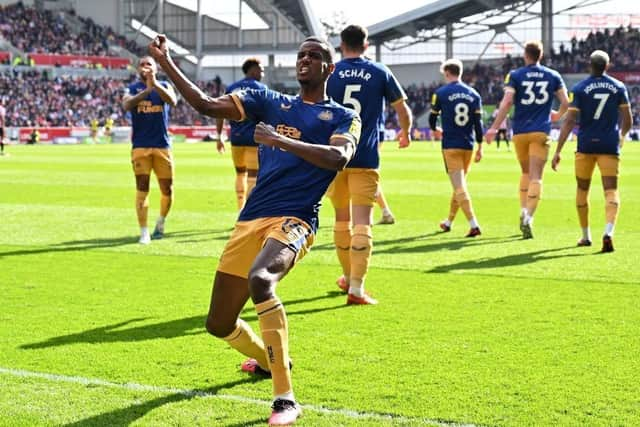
[{"xmin": 318, "ymin": 110, "xmax": 333, "ymax": 121}]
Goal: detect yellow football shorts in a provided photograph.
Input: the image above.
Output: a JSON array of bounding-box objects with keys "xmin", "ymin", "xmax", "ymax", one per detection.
[
  {"xmin": 442, "ymin": 149, "xmax": 473, "ymax": 173},
  {"xmin": 217, "ymin": 216, "xmax": 314, "ymax": 279},
  {"xmin": 513, "ymin": 132, "xmax": 551, "ymax": 163},
  {"xmin": 326, "ymin": 168, "xmax": 379, "ymax": 208},
  {"xmin": 131, "ymin": 148, "xmax": 174, "ymax": 179},
  {"xmin": 575, "ymin": 152, "xmax": 619, "ymax": 179},
  {"xmin": 231, "ymin": 146, "xmax": 259, "ymax": 170}
]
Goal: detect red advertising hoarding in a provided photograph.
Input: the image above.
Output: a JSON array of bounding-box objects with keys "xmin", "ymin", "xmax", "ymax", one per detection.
[{"xmin": 29, "ymin": 54, "xmax": 131, "ymax": 69}]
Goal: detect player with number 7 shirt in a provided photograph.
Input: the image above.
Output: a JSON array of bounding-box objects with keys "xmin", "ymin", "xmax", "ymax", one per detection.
[{"xmin": 486, "ymin": 41, "xmax": 569, "ymax": 239}]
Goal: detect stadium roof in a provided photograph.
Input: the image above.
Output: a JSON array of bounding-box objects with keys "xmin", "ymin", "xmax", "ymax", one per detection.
[{"xmin": 366, "ymin": 0, "xmax": 607, "ymax": 50}]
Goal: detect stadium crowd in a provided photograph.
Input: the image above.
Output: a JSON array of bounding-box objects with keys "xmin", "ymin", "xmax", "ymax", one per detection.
[{"xmin": 0, "ymin": 68, "xmax": 226, "ymax": 127}]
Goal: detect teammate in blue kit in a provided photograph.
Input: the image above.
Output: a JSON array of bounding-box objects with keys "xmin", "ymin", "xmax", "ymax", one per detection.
[
  {"xmin": 216, "ymin": 58, "xmax": 268, "ymax": 209},
  {"xmin": 326, "ymin": 24, "xmax": 412, "ymax": 305},
  {"xmin": 122, "ymin": 55, "xmax": 177, "ymax": 244},
  {"xmin": 552, "ymin": 50, "xmax": 633, "ymax": 252},
  {"xmin": 429, "ymin": 58, "xmax": 484, "ymax": 237},
  {"xmin": 149, "ymin": 35, "xmax": 360, "ymax": 426},
  {"xmin": 487, "ymin": 41, "xmax": 569, "ymax": 239}
]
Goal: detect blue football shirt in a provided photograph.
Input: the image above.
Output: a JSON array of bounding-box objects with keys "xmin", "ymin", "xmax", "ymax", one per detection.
[
  {"xmin": 231, "ymin": 89, "xmax": 361, "ymax": 231},
  {"xmin": 570, "ymin": 74, "xmax": 629, "ymax": 155},
  {"xmin": 225, "ymin": 78, "xmax": 268, "ymax": 146},
  {"xmin": 431, "ymin": 81, "xmax": 483, "ymax": 150},
  {"xmin": 327, "ymin": 57, "xmax": 405, "ymax": 168},
  {"xmin": 127, "ymin": 80, "xmax": 172, "ymax": 149},
  {"xmin": 505, "ymin": 64, "xmax": 565, "ymax": 135}
]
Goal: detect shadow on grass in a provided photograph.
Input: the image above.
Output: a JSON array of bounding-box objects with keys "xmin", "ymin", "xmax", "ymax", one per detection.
[
  {"xmin": 311, "ymin": 232, "xmax": 442, "ymax": 252},
  {"xmin": 374, "ymin": 234, "xmax": 522, "ymax": 255},
  {"xmin": 0, "ymin": 229, "xmax": 232, "ymax": 259},
  {"xmin": 61, "ymin": 377, "xmax": 264, "ymax": 427},
  {"xmin": 20, "ymin": 293, "xmax": 348, "ymax": 350},
  {"xmin": 427, "ymin": 245, "xmax": 579, "ymax": 273}
]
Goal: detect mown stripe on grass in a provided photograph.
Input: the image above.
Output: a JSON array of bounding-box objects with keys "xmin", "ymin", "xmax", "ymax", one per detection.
[{"xmin": 0, "ymin": 366, "xmax": 476, "ymax": 426}]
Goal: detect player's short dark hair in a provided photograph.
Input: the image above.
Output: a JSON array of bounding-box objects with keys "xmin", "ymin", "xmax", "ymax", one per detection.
[
  {"xmin": 242, "ymin": 58, "xmax": 261, "ymax": 75},
  {"xmin": 340, "ymin": 25, "xmax": 368, "ymax": 51},
  {"xmin": 441, "ymin": 59, "xmax": 463, "ymax": 77},
  {"xmin": 302, "ymin": 36, "xmax": 335, "ymax": 64},
  {"xmin": 590, "ymin": 50, "xmax": 609, "ymax": 76},
  {"xmin": 524, "ymin": 41, "xmax": 543, "ymax": 61}
]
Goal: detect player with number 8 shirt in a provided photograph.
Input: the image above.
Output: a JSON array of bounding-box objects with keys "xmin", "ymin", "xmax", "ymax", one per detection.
[
  {"xmin": 487, "ymin": 41, "xmax": 569, "ymax": 239},
  {"xmin": 429, "ymin": 58, "xmax": 484, "ymax": 237}
]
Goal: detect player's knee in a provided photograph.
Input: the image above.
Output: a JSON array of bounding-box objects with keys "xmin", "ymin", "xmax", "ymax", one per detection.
[
  {"xmin": 454, "ymin": 188, "xmax": 469, "ymax": 204},
  {"xmin": 204, "ymin": 314, "xmax": 234, "ymax": 338},
  {"xmin": 248, "ymin": 268, "xmax": 277, "ymax": 303},
  {"xmin": 605, "ymin": 189, "xmax": 619, "ymax": 207}
]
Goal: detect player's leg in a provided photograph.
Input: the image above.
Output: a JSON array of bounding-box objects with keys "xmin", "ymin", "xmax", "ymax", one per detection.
[
  {"xmin": 213, "ymin": 220, "xmax": 270, "ymax": 374},
  {"xmin": 448, "ymin": 151, "xmax": 480, "ymax": 237},
  {"xmin": 245, "ymin": 146, "xmax": 259, "ymax": 199},
  {"xmin": 249, "ymin": 218, "xmax": 314, "ymax": 424},
  {"xmin": 347, "ymin": 168, "xmax": 378, "ymax": 305},
  {"xmin": 231, "ymin": 146, "xmax": 248, "ymax": 209},
  {"xmin": 375, "ymin": 185, "xmax": 395, "ymax": 225},
  {"xmin": 575, "ymin": 153, "xmax": 596, "ymax": 246},
  {"xmin": 327, "ymin": 171, "xmax": 351, "ymax": 291},
  {"xmin": 132, "ymin": 148, "xmax": 152, "ymax": 244},
  {"xmin": 523, "ymin": 133, "xmax": 551, "ymax": 235},
  {"xmin": 598, "ymin": 155, "xmax": 620, "ymax": 252},
  {"xmin": 152, "ymin": 148, "xmax": 174, "ymax": 239},
  {"xmin": 512, "ymin": 134, "xmax": 530, "ymax": 230}
]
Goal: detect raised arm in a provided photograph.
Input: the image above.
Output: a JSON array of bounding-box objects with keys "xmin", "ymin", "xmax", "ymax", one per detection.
[
  {"xmin": 148, "ymin": 35, "xmax": 241, "ymax": 120},
  {"xmin": 122, "ymin": 86, "xmax": 151, "ymax": 111},
  {"xmin": 253, "ymin": 122, "xmax": 356, "ymax": 171}
]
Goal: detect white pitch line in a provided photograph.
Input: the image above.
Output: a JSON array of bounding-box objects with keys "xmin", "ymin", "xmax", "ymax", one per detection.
[{"xmin": 0, "ymin": 366, "xmax": 476, "ymax": 426}]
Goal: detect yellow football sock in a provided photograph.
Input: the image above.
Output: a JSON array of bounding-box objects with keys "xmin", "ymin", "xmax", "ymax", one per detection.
[
  {"xmin": 350, "ymin": 224, "xmax": 372, "ymax": 289},
  {"xmin": 333, "ymin": 221, "xmax": 352, "ymax": 278},
  {"xmin": 223, "ymin": 319, "xmax": 269, "ymax": 369},
  {"xmin": 526, "ymin": 180, "xmax": 542, "ymax": 217},
  {"xmin": 454, "ymin": 187, "xmax": 474, "ymax": 221},
  {"xmin": 605, "ymin": 189, "xmax": 619, "ymax": 224},
  {"xmin": 519, "ymin": 173, "xmax": 530, "ymax": 210},
  {"xmin": 235, "ymin": 174, "xmax": 247, "ymax": 209},
  {"xmin": 246, "ymin": 174, "xmax": 257, "ymax": 198},
  {"xmin": 448, "ymin": 193, "xmax": 459, "ymax": 222},
  {"xmin": 576, "ymin": 188, "xmax": 590, "ymax": 228},
  {"xmin": 135, "ymin": 191, "xmax": 149, "ymax": 227},
  {"xmin": 160, "ymin": 193, "xmax": 172, "ymax": 218},
  {"xmin": 257, "ymin": 298, "xmax": 292, "ymax": 397}
]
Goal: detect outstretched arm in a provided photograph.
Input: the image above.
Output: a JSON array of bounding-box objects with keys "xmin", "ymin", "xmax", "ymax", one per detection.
[
  {"xmin": 148, "ymin": 35, "xmax": 241, "ymax": 120},
  {"xmin": 253, "ymin": 122, "xmax": 355, "ymax": 171}
]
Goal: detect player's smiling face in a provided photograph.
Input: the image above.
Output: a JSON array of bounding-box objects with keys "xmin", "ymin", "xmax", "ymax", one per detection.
[{"xmin": 296, "ymin": 41, "xmax": 331, "ymax": 85}]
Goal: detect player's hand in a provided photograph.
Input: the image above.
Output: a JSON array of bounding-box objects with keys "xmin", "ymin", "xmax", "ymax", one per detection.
[
  {"xmin": 475, "ymin": 146, "xmax": 483, "ymax": 163},
  {"xmin": 254, "ymin": 122, "xmax": 280, "ymax": 147},
  {"xmin": 550, "ymin": 109, "xmax": 563, "ymax": 122},
  {"xmin": 398, "ymin": 129, "xmax": 410, "ymax": 149},
  {"xmin": 485, "ymin": 128, "xmax": 496, "ymax": 144},
  {"xmin": 216, "ymin": 140, "xmax": 225, "ymax": 154},
  {"xmin": 148, "ymin": 35, "xmax": 170, "ymax": 62},
  {"xmin": 551, "ymin": 152, "xmax": 561, "ymax": 171}
]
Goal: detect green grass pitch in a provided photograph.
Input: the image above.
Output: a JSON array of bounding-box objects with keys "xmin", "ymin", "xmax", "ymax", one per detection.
[{"xmin": 1, "ymin": 141, "xmax": 639, "ymax": 426}]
